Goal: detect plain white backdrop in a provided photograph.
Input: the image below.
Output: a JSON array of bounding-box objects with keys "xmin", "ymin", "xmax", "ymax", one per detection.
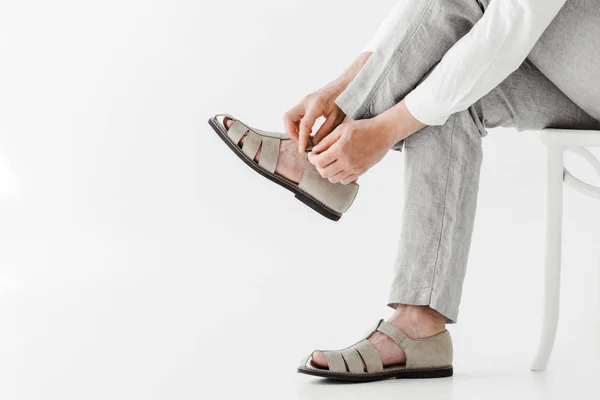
[{"xmin": 1, "ymin": 0, "xmax": 599, "ymax": 399}]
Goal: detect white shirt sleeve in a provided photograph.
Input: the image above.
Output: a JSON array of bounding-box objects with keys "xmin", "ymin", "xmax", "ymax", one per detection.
[{"xmin": 365, "ymin": 0, "xmax": 567, "ymax": 126}]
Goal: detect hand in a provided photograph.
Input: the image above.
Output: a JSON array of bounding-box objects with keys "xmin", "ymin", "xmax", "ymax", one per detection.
[
  {"xmin": 307, "ymin": 119, "xmax": 398, "ymax": 185},
  {"xmin": 283, "ymin": 52, "xmax": 371, "ymax": 153},
  {"xmin": 283, "ymin": 80, "xmax": 347, "ymax": 154},
  {"xmin": 307, "ymin": 100, "xmax": 426, "ymax": 184}
]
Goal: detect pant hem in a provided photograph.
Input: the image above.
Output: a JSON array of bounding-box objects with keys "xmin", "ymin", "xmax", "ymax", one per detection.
[
  {"xmin": 387, "ymin": 285, "xmax": 459, "ymax": 324},
  {"xmin": 335, "ymin": 93, "xmax": 370, "ymax": 121}
]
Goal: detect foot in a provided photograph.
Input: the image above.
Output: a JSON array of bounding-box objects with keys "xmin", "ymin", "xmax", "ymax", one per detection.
[
  {"xmin": 311, "ymin": 305, "xmax": 446, "ymax": 369},
  {"xmin": 224, "ymin": 118, "xmax": 306, "ymax": 183}
]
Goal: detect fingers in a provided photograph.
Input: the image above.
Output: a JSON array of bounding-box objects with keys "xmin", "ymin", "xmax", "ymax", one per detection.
[
  {"xmin": 283, "ymin": 98, "xmax": 325, "ymax": 152},
  {"xmin": 313, "ymin": 112, "xmax": 343, "ymax": 145},
  {"xmin": 316, "ymin": 161, "xmax": 344, "ymax": 181},
  {"xmin": 308, "ymin": 126, "xmax": 343, "ymax": 171},
  {"xmin": 327, "ymin": 170, "xmax": 359, "ymax": 185},
  {"xmin": 328, "ymin": 171, "xmax": 347, "ymax": 184},
  {"xmin": 328, "ymin": 169, "xmax": 359, "ymax": 184},
  {"xmin": 298, "ymin": 107, "xmax": 321, "ymax": 153},
  {"xmin": 306, "ymin": 155, "xmax": 358, "ymax": 184},
  {"xmin": 283, "ymin": 103, "xmax": 304, "ymax": 143},
  {"xmin": 308, "ymin": 140, "xmax": 341, "ymax": 173},
  {"xmin": 340, "ymin": 174, "xmax": 359, "ymax": 185},
  {"xmin": 311, "ymin": 125, "xmax": 341, "ymax": 154}
]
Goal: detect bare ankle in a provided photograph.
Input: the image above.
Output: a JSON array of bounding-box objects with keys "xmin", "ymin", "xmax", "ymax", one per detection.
[{"xmin": 389, "ymin": 305, "xmax": 446, "ymax": 339}]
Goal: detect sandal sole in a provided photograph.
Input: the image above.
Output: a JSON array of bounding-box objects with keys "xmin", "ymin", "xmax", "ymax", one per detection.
[
  {"xmin": 297, "ymin": 365, "xmax": 453, "ymax": 382},
  {"xmin": 208, "ymin": 117, "xmax": 342, "ymax": 222}
]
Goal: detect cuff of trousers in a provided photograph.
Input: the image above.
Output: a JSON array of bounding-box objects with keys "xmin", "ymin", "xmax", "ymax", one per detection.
[
  {"xmin": 334, "ymin": 82, "xmax": 373, "ymax": 121},
  {"xmin": 334, "ymin": 51, "xmax": 454, "ymax": 128},
  {"xmin": 387, "ymin": 284, "xmax": 460, "ymax": 324},
  {"xmin": 335, "ymin": 72, "xmax": 405, "ymax": 152},
  {"xmin": 334, "ymin": 45, "xmax": 391, "ymax": 121}
]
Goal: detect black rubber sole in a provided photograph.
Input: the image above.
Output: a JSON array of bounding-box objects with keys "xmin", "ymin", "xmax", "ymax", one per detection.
[
  {"xmin": 297, "ymin": 366, "xmax": 453, "ymax": 382},
  {"xmin": 208, "ymin": 117, "xmax": 342, "ymax": 222}
]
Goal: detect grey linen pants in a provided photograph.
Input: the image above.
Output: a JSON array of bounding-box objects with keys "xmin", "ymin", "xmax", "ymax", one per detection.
[{"xmin": 335, "ymin": 0, "xmax": 600, "ymax": 322}]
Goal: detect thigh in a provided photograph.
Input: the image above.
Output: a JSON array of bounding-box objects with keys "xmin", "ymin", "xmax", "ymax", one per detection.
[
  {"xmin": 475, "ymin": 63, "xmax": 600, "ymax": 132},
  {"xmin": 393, "ymin": 62, "xmax": 600, "ymax": 152},
  {"xmin": 519, "ymin": 0, "xmax": 600, "ymax": 120},
  {"xmin": 337, "ymin": 0, "xmax": 486, "ymax": 120}
]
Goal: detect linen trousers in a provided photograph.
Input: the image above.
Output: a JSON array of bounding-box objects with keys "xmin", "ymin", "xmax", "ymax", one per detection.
[{"xmin": 335, "ymin": 0, "xmax": 600, "ymax": 322}]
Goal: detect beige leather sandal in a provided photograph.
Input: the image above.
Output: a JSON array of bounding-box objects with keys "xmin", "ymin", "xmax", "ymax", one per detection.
[
  {"xmin": 298, "ymin": 320, "xmax": 453, "ymax": 382},
  {"xmin": 208, "ymin": 114, "xmax": 359, "ymax": 221}
]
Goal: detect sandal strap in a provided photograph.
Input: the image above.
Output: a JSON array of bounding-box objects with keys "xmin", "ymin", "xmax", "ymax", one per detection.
[
  {"xmin": 341, "ymin": 347, "xmax": 364, "ymax": 374},
  {"xmin": 321, "ymin": 351, "xmax": 346, "ymax": 373},
  {"xmin": 217, "ymin": 114, "xmax": 289, "ymax": 140},
  {"xmin": 225, "ymin": 119, "xmax": 281, "ymax": 174},
  {"xmin": 354, "ymin": 339, "xmax": 384, "ymax": 373},
  {"xmin": 242, "ymin": 130, "xmax": 262, "ymax": 159},
  {"xmin": 311, "ymin": 337, "xmax": 384, "ymax": 374},
  {"xmin": 227, "ymin": 121, "xmax": 248, "ymax": 145},
  {"xmin": 362, "ymin": 319, "xmax": 384, "ymax": 340},
  {"xmin": 258, "ymin": 136, "xmax": 280, "ymax": 174},
  {"xmin": 376, "ymin": 320, "xmax": 408, "ymax": 350},
  {"xmin": 375, "ymin": 320, "xmax": 454, "ymax": 369},
  {"xmin": 214, "ymin": 112, "xmax": 236, "ymax": 121}
]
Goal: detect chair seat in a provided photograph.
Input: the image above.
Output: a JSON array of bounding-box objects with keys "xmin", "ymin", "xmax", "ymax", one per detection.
[{"xmin": 541, "ymin": 129, "xmax": 600, "ymax": 147}]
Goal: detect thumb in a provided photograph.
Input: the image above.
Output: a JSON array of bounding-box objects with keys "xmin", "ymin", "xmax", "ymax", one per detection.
[
  {"xmin": 313, "ymin": 112, "xmax": 343, "ymax": 145},
  {"xmin": 298, "ymin": 107, "xmax": 321, "ymax": 153},
  {"xmin": 312, "ymin": 126, "xmax": 342, "ymax": 154}
]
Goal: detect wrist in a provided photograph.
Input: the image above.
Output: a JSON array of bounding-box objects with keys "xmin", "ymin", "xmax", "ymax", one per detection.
[
  {"xmin": 373, "ymin": 100, "xmax": 426, "ymax": 144},
  {"xmin": 371, "ymin": 112, "xmax": 406, "ymax": 146}
]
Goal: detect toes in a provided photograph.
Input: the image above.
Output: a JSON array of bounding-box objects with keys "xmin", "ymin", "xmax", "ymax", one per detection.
[
  {"xmin": 311, "ymin": 351, "xmax": 328, "ymax": 368},
  {"xmin": 223, "ymin": 117, "xmax": 234, "ymax": 130}
]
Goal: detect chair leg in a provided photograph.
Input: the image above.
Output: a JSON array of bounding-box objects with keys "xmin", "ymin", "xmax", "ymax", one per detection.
[{"xmin": 531, "ymin": 145, "xmax": 565, "ymax": 371}]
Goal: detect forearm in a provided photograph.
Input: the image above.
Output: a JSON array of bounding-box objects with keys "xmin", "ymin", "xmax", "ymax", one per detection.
[
  {"xmin": 345, "ymin": 52, "xmax": 372, "ymax": 81},
  {"xmin": 333, "ymin": 52, "xmax": 372, "ymax": 91},
  {"xmin": 372, "ymin": 99, "xmax": 426, "ymax": 147},
  {"xmin": 321, "ymin": 52, "xmax": 372, "ymax": 108},
  {"xmin": 404, "ymin": 0, "xmax": 567, "ymax": 126},
  {"xmin": 338, "ymin": 54, "xmax": 426, "ymax": 148}
]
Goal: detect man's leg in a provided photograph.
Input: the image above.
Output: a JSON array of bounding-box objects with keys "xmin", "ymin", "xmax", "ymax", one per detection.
[
  {"xmin": 338, "ymin": 0, "xmax": 600, "ymax": 324},
  {"xmin": 491, "ymin": 0, "xmax": 600, "ymax": 121},
  {"xmin": 336, "ymin": 0, "xmax": 487, "ymax": 124},
  {"xmin": 313, "ymin": 0, "xmax": 600, "ymax": 368},
  {"xmin": 388, "ymin": 64, "xmax": 600, "ymax": 324},
  {"xmin": 312, "ymin": 62, "xmax": 600, "ymax": 368}
]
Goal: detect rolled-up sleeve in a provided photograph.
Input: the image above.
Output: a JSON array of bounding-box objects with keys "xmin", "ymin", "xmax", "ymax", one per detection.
[{"xmin": 403, "ymin": 0, "xmax": 567, "ymax": 126}]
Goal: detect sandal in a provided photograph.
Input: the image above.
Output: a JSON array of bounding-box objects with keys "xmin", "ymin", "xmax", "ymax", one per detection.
[
  {"xmin": 297, "ymin": 319, "xmax": 453, "ymax": 382},
  {"xmin": 208, "ymin": 113, "xmax": 359, "ymax": 221}
]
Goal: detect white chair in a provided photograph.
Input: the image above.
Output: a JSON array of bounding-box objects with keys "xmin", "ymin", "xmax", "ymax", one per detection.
[{"xmin": 531, "ymin": 129, "xmax": 600, "ymax": 371}]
